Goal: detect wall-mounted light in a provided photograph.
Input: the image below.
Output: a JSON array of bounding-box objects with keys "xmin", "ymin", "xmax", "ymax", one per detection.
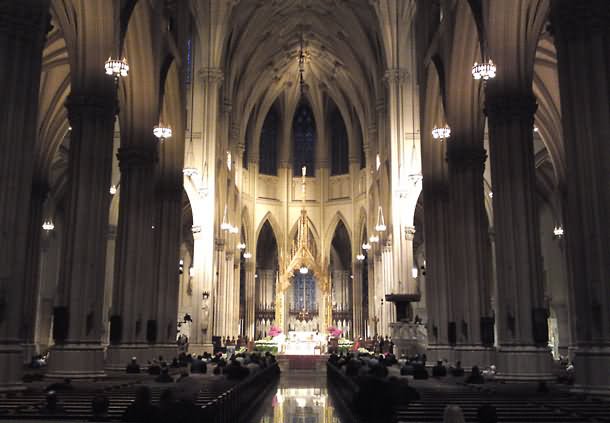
[
  {"xmin": 411, "ymin": 267, "xmax": 418, "ymax": 278},
  {"xmin": 42, "ymin": 220, "xmax": 55, "ymax": 231},
  {"xmin": 189, "ymin": 266, "xmax": 195, "ymax": 278},
  {"xmin": 553, "ymin": 225, "xmax": 564, "ymax": 239},
  {"xmin": 109, "ymin": 184, "xmax": 117, "ymax": 195},
  {"xmin": 202, "ymin": 291, "xmax": 209, "ymax": 300}
]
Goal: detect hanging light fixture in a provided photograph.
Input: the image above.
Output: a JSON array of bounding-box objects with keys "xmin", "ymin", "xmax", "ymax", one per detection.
[
  {"xmin": 42, "ymin": 220, "xmax": 55, "ymax": 231},
  {"xmin": 553, "ymin": 225, "xmax": 564, "ymax": 239},
  {"xmin": 220, "ymin": 205, "xmax": 231, "ymax": 231},
  {"xmin": 299, "ymin": 265, "xmax": 308, "ymax": 275},
  {"xmin": 243, "ymin": 251, "xmax": 252, "ymax": 259},
  {"xmin": 369, "ymin": 235, "xmax": 379, "ymax": 243},
  {"xmin": 472, "ymin": 59, "xmax": 496, "ymax": 80},
  {"xmin": 237, "ymin": 242, "xmax": 246, "ymax": 250},
  {"xmin": 375, "ymin": 206, "xmax": 386, "ymax": 232},
  {"xmin": 362, "ymin": 242, "xmax": 371, "ymax": 251},
  {"xmin": 153, "ymin": 123, "xmax": 172, "ymax": 142},
  {"xmin": 104, "ymin": 57, "xmax": 129, "ymax": 80},
  {"xmin": 229, "ymin": 225, "xmax": 239, "ymax": 234},
  {"xmin": 356, "ymin": 254, "xmax": 365, "ymax": 261},
  {"xmin": 431, "ymin": 125, "xmax": 451, "ymax": 141}
]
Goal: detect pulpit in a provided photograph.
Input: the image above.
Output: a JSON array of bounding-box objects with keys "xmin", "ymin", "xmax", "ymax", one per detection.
[{"xmin": 385, "ymin": 294, "xmax": 426, "ymax": 356}]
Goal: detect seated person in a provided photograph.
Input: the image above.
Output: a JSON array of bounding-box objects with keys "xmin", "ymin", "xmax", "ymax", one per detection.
[
  {"xmin": 126, "ymin": 357, "xmax": 141, "ymax": 374},
  {"xmin": 38, "ymin": 391, "xmax": 66, "ymax": 414},
  {"xmin": 121, "ymin": 386, "xmax": 158, "ymax": 422},
  {"xmin": 413, "ymin": 362, "xmax": 429, "ymax": 379},
  {"xmin": 450, "ymin": 361, "xmax": 465, "ymax": 377},
  {"xmin": 477, "ymin": 404, "xmax": 497, "ymax": 423},
  {"xmin": 432, "ymin": 360, "xmax": 448, "ymax": 377},
  {"xmin": 45, "ymin": 377, "xmax": 73, "ymax": 392},
  {"xmin": 189, "ymin": 355, "xmax": 206, "ymax": 373},
  {"xmin": 482, "ymin": 365, "xmax": 496, "ymax": 381},
  {"xmin": 90, "ymin": 395, "xmax": 110, "ymax": 422},
  {"xmin": 147, "ymin": 360, "xmax": 161, "ymax": 375},
  {"xmin": 466, "ymin": 365, "xmax": 485, "ymax": 384},
  {"xmin": 155, "ymin": 366, "xmax": 174, "ymax": 383},
  {"xmin": 389, "ymin": 376, "xmax": 420, "ymax": 407}
]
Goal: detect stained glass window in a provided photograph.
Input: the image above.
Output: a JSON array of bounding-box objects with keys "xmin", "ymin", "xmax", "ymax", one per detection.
[
  {"xmin": 293, "ymin": 103, "xmax": 316, "ymax": 176},
  {"xmin": 330, "ymin": 109, "xmax": 349, "ymax": 175},
  {"xmin": 259, "ymin": 108, "xmax": 279, "ymax": 175}
]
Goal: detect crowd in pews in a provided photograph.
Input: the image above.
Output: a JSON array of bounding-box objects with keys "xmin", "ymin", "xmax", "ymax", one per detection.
[{"xmin": 1, "ymin": 351, "xmax": 279, "ymax": 422}]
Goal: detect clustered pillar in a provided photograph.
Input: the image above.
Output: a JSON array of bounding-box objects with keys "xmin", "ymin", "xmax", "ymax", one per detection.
[
  {"xmin": 551, "ymin": 0, "xmax": 610, "ymax": 394},
  {"xmin": 47, "ymin": 93, "xmax": 117, "ymax": 378},
  {"xmin": 0, "ymin": 0, "xmax": 50, "ymax": 390}
]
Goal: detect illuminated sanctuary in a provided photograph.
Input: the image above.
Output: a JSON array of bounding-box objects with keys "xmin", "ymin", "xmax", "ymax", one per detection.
[{"xmin": 1, "ymin": 1, "xmax": 609, "ymax": 418}]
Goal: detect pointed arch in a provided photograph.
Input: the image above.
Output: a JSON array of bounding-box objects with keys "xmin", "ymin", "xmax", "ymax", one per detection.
[
  {"xmin": 255, "ymin": 211, "xmax": 284, "ymax": 254},
  {"xmin": 325, "ymin": 211, "xmax": 353, "ymax": 259}
]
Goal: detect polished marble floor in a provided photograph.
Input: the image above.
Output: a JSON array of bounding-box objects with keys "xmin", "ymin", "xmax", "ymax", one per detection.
[{"xmin": 252, "ymin": 370, "xmax": 345, "ymax": 423}]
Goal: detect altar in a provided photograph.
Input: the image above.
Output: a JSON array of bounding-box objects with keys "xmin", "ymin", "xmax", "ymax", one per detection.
[{"xmin": 281, "ymin": 331, "xmax": 324, "ymax": 355}]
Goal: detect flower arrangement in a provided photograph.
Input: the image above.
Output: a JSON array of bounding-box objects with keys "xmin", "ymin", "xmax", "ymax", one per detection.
[
  {"xmin": 269, "ymin": 325, "xmax": 282, "ymax": 337},
  {"xmin": 327, "ymin": 326, "xmax": 343, "ymax": 338},
  {"xmin": 254, "ymin": 338, "xmax": 278, "ymax": 353}
]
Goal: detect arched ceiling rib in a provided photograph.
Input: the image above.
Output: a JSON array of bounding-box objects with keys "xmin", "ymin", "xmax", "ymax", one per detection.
[{"xmin": 225, "ymin": 0, "xmax": 383, "ymax": 145}]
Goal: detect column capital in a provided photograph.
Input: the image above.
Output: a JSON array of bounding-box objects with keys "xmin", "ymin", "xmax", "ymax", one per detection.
[
  {"xmin": 225, "ymin": 251, "xmax": 234, "ymax": 260},
  {"xmin": 551, "ymin": 0, "xmax": 610, "ymax": 40},
  {"xmin": 215, "ymin": 238, "xmax": 225, "ymax": 250},
  {"xmin": 404, "ymin": 226, "xmax": 416, "ymax": 241},
  {"xmin": 66, "ymin": 93, "xmax": 117, "ymax": 122},
  {"xmin": 0, "ymin": 1, "xmax": 51, "ymax": 41},
  {"xmin": 446, "ymin": 144, "xmax": 487, "ymax": 170},
  {"xmin": 198, "ymin": 67, "xmax": 224, "ymax": 83},
  {"xmin": 117, "ymin": 145, "xmax": 158, "ymax": 171},
  {"xmin": 384, "ymin": 68, "xmax": 409, "ymax": 84},
  {"xmin": 485, "ymin": 93, "xmax": 537, "ymax": 122}
]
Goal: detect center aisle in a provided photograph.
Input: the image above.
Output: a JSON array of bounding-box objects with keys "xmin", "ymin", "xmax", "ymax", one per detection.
[{"xmin": 249, "ymin": 361, "xmax": 345, "ymax": 423}]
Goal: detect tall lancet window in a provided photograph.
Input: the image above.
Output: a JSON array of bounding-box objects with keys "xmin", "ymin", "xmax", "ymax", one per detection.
[
  {"xmin": 293, "ymin": 102, "xmax": 316, "ymax": 176},
  {"xmin": 259, "ymin": 107, "xmax": 279, "ymax": 175},
  {"xmin": 330, "ymin": 109, "xmax": 349, "ymax": 175}
]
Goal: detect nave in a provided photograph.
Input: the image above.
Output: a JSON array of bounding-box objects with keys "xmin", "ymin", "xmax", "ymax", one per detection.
[{"xmin": 1, "ymin": 353, "xmax": 610, "ymax": 422}]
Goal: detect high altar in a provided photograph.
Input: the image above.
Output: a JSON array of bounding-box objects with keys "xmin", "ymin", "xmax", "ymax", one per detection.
[{"xmin": 273, "ymin": 167, "xmax": 332, "ymax": 354}]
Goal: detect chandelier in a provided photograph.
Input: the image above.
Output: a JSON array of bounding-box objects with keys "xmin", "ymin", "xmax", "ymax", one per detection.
[
  {"xmin": 472, "ymin": 59, "xmax": 496, "ymax": 80},
  {"xmin": 220, "ymin": 205, "xmax": 231, "ymax": 231},
  {"xmin": 553, "ymin": 226, "xmax": 564, "ymax": 239},
  {"xmin": 369, "ymin": 235, "xmax": 379, "ymax": 243},
  {"xmin": 243, "ymin": 251, "xmax": 252, "ymax": 259},
  {"xmin": 153, "ymin": 123, "xmax": 172, "ymax": 142},
  {"xmin": 356, "ymin": 253, "xmax": 365, "ymax": 261},
  {"xmin": 104, "ymin": 57, "xmax": 129, "ymax": 79},
  {"xmin": 375, "ymin": 206, "xmax": 386, "ymax": 232},
  {"xmin": 237, "ymin": 242, "xmax": 246, "ymax": 250},
  {"xmin": 299, "ymin": 265, "xmax": 309, "ymax": 274},
  {"xmin": 432, "ymin": 125, "xmax": 451, "ymax": 141},
  {"xmin": 362, "ymin": 242, "xmax": 371, "ymax": 251},
  {"xmin": 42, "ymin": 220, "xmax": 55, "ymax": 231}
]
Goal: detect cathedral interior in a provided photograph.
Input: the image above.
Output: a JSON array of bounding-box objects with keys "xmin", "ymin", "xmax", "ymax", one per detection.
[{"xmin": 0, "ymin": 0, "xmax": 609, "ymax": 410}]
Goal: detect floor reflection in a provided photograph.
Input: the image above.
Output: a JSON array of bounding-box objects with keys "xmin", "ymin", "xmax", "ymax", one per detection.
[{"xmin": 257, "ymin": 373, "xmax": 344, "ymax": 423}]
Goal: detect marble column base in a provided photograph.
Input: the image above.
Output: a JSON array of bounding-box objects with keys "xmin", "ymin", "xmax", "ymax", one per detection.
[
  {"xmin": 153, "ymin": 344, "xmax": 178, "ymax": 361},
  {"xmin": 495, "ymin": 345, "xmax": 553, "ymax": 381},
  {"xmin": 105, "ymin": 344, "xmax": 156, "ymax": 371},
  {"xmin": 21, "ymin": 342, "xmax": 38, "ymax": 364},
  {"xmin": 452, "ymin": 345, "xmax": 496, "ymax": 370},
  {"xmin": 0, "ymin": 344, "xmax": 24, "ymax": 391},
  {"xmin": 570, "ymin": 346, "xmax": 610, "ymax": 396},
  {"xmin": 188, "ymin": 343, "xmax": 214, "ymax": 355},
  {"xmin": 47, "ymin": 344, "xmax": 106, "ymax": 379},
  {"xmin": 425, "ymin": 345, "xmax": 455, "ymax": 364}
]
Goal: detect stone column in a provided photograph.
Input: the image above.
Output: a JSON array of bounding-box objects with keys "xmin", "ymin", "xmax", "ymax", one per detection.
[
  {"xmin": 486, "ymin": 93, "xmax": 552, "ymax": 380},
  {"xmin": 0, "ymin": 0, "xmax": 50, "ymax": 390},
  {"xmin": 21, "ymin": 182, "xmax": 48, "ymax": 362},
  {"xmin": 106, "ymin": 144, "xmax": 157, "ymax": 369},
  {"xmin": 352, "ymin": 262, "xmax": 363, "ymax": 338},
  {"xmin": 212, "ymin": 238, "xmax": 226, "ymax": 337},
  {"xmin": 46, "ymin": 92, "xmax": 117, "ymax": 378},
  {"xmin": 244, "ymin": 261, "xmax": 255, "ymax": 338},
  {"xmin": 551, "ymin": 0, "xmax": 610, "ymax": 394},
  {"xmin": 421, "ymin": 184, "xmax": 453, "ymax": 362},
  {"xmin": 446, "ymin": 143, "xmax": 494, "ymax": 368},
  {"xmin": 151, "ymin": 184, "xmax": 182, "ymax": 359}
]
